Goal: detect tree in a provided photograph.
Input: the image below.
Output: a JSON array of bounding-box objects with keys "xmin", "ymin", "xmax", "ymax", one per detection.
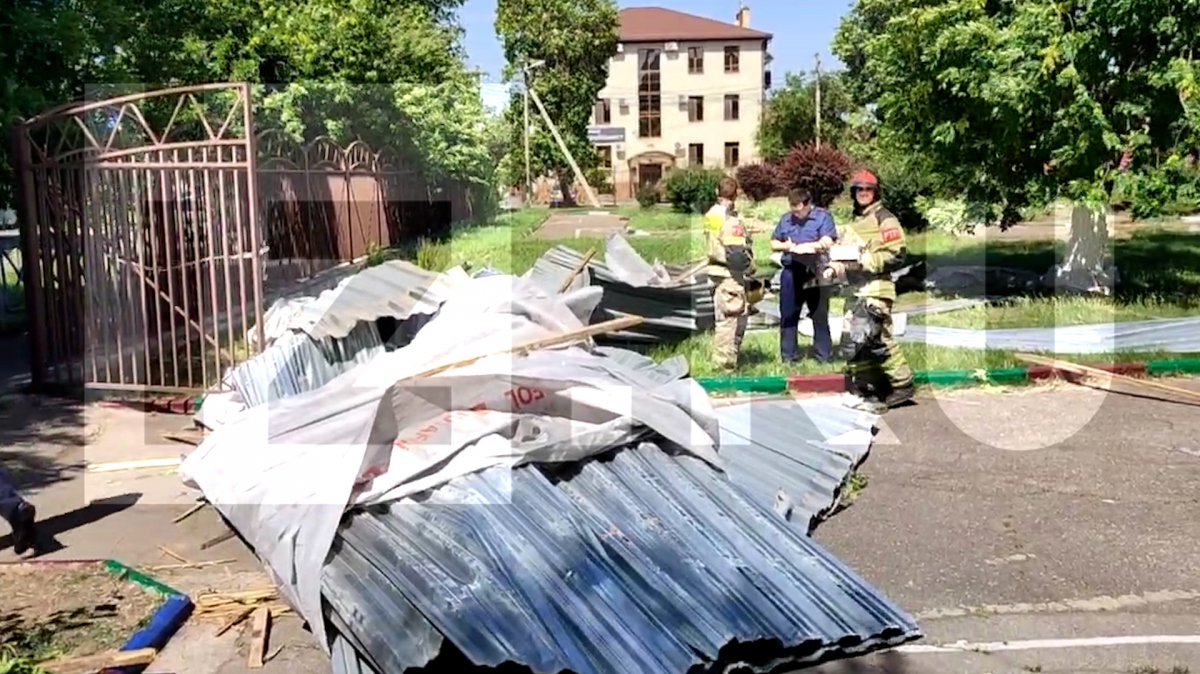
[
  {"xmin": 833, "ymin": 0, "xmax": 1200, "ymax": 226},
  {"xmin": 495, "ymin": 0, "xmax": 619, "ymax": 204},
  {"xmin": 757, "ymin": 71, "xmax": 854, "ymax": 160}
]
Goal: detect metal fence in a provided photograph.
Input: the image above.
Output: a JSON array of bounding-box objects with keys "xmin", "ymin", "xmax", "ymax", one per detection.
[{"xmin": 12, "ymin": 83, "xmax": 479, "ymax": 393}]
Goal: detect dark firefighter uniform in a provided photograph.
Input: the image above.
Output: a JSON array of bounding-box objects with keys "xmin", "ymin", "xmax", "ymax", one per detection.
[
  {"xmin": 705, "ymin": 200, "xmax": 754, "ymax": 370},
  {"xmin": 828, "ymin": 170, "xmax": 914, "ymax": 411}
]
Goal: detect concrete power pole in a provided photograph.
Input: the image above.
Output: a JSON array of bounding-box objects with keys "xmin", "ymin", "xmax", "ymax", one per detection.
[
  {"xmin": 814, "ymin": 52, "xmax": 822, "ymax": 149},
  {"xmin": 523, "ymin": 67, "xmax": 532, "ymax": 205},
  {"xmin": 527, "ymin": 86, "xmax": 600, "ymax": 208}
]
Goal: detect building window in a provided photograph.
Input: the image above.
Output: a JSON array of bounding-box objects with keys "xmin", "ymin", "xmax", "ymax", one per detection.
[
  {"xmin": 687, "ymin": 47, "xmax": 704, "ymax": 74},
  {"xmin": 687, "ymin": 96, "xmax": 704, "ymax": 122},
  {"xmin": 598, "ymin": 146, "xmax": 612, "ymax": 169},
  {"xmin": 638, "ymin": 49, "xmax": 662, "ymax": 138},
  {"xmin": 688, "ymin": 143, "xmax": 704, "ymax": 165},
  {"xmin": 724, "ymin": 46, "xmax": 740, "ymax": 73},
  {"xmin": 594, "ymin": 99, "xmax": 611, "ymax": 125},
  {"xmin": 724, "ymin": 142, "xmax": 740, "ymax": 167},
  {"xmin": 724, "ymin": 94, "xmax": 740, "ymax": 121}
]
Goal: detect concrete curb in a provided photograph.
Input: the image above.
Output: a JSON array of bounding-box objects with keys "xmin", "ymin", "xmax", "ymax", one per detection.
[{"xmin": 697, "ymin": 358, "xmax": 1200, "ymax": 395}]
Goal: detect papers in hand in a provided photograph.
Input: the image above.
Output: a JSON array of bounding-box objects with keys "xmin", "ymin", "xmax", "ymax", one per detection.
[{"xmin": 829, "ymin": 244, "xmax": 862, "ymax": 262}]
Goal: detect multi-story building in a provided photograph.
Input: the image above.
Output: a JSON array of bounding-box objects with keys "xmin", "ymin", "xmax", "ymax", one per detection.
[{"xmin": 590, "ymin": 5, "xmax": 772, "ymax": 201}]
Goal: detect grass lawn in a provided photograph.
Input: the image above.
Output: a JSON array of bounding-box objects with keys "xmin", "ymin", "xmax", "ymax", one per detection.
[{"xmin": 408, "ymin": 205, "xmax": 1200, "ymax": 379}]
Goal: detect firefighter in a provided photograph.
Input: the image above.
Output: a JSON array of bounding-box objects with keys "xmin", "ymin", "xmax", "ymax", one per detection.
[
  {"xmin": 705, "ymin": 176, "xmax": 754, "ymax": 371},
  {"xmin": 823, "ymin": 169, "xmax": 914, "ymax": 413},
  {"xmin": 0, "ymin": 465, "xmax": 39, "ymax": 555}
]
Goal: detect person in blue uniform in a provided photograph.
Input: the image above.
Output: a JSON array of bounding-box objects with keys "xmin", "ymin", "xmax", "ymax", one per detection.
[
  {"xmin": 770, "ymin": 188, "xmax": 837, "ymax": 363},
  {"xmin": 0, "ymin": 465, "xmax": 38, "ymax": 555}
]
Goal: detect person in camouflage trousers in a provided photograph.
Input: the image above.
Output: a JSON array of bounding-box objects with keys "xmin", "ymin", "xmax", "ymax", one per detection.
[
  {"xmin": 823, "ymin": 169, "xmax": 914, "ymax": 413},
  {"xmin": 704, "ymin": 176, "xmax": 754, "ymax": 371}
]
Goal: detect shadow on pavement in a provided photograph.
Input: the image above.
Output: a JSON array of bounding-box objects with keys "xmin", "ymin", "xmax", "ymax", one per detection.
[
  {"xmin": 0, "ymin": 492, "xmax": 141, "ymax": 556},
  {"xmin": 0, "ymin": 394, "xmax": 85, "ymax": 492}
]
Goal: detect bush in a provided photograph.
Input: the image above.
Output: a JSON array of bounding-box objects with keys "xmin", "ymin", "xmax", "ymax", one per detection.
[
  {"xmin": 662, "ymin": 165, "xmax": 725, "ymax": 213},
  {"xmin": 775, "ymin": 143, "xmax": 854, "ymax": 207},
  {"xmin": 1111, "ymin": 155, "xmax": 1200, "ymax": 220},
  {"xmin": 914, "ymin": 196, "xmax": 985, "ymax": 236},
  {"xmin": 636, "ymin": 184, "xmax": 660, "ymax": 208},
  {"xmin": 735, "ymin": 163, "xmax": 781, "ymax": 202}
]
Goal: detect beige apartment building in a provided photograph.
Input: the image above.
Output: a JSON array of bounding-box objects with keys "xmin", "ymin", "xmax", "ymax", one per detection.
[{"xmin": 591, "ymin": 5, "xmax": 772, "ymax": 201}]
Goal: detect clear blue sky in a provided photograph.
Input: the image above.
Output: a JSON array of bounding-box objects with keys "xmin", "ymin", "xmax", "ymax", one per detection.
[{"xmin": 461, "ymin": 0, "xmax": 852, "ymax": 106}]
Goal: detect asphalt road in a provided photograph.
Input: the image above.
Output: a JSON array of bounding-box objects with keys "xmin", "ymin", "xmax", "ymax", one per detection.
[{"xmin": 812, "ymin": 381, "xmax": 1200, "ymax": 674}]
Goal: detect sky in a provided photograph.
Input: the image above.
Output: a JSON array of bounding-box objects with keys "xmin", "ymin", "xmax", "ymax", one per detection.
[{"xmin": 462, "ymin": 0, "xmax": 853, "ymax": 111}]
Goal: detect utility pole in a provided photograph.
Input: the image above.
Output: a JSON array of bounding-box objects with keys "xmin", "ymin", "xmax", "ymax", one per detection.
[
  {"xmin": 522, "ymin": 65, "xmax": 532, "ymax": 206},
  {"xmin": 528, "ymin": 86, "xmax": 600, "ymax": 208},
  {"xmin": 814, "ymin": 52, "xmax": 823, "ymax": 149}
]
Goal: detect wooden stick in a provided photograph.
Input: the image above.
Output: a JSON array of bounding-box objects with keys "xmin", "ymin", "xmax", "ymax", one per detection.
[
  {"xmin": 158, "ymin": 546, "xmax": 191, "ymax": 564},
  {"xmin": 200, "ymin": 529, "xmax": 237, "ymax": 550},
  {"xmin": 215, "ymin": 605, "xmax": 254, "ymax": 637},
  {"xmin": 173, "ymin": 500, "xmax": 208, "ymax": 524},
  {"xmin": 557, "ymin": 247, "xmax": 595, "ymax": 292},
  {"xmin": 1015, "ymin": 353, "xmax": 1200, "ymax": 404},
  {"xmin": 401, "ymin": 315, "xmax": 644, "ymax": 382},
  {"xmin": 145, "ymin": 558, "xmax": 235, "ymax": 571},
  {"xmin": 247, "ymin": 607, "xmax": 271, "ymax": 669},
  {"xmin": 87, "ymin": 457, "xmax": 182, "ymax": 473},
  {"xmin": 668, "ymin": 259, "xmax": 708, "ymax": 284},
  {"xmin": 162, "ymin": 431, "xmax": 203, "ymax": 446},
  {"xmin": 42, "ymin": 648, "xmax": 157, "ymax": 674}
]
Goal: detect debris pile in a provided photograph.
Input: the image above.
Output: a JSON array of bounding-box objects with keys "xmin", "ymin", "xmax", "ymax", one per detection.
[
  {"xmin": 182, "ymin": 268, "xmax": 922, "ymax": 673},
  {"xmin": 527, "ymin": 234, "xmax": 714, "ymax": 344}
]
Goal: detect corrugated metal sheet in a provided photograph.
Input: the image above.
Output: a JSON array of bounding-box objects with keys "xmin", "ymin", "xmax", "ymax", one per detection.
[
  {"xmin": 260, "ymin": 260, "xmax": 471, "ymax": 342},
  {"xmin": 227, "ymin": 322, "xmax": 385, "ymax": 408},
  {"xmin": 529, "ymin": 244, "xmax": 714, "ymax": 344},
  {"xmin": 324, "ymin": 442, "xmax": 921, "ymax": 674},
  {"xmin": 902, "ymin": 316, "xmax": 1200, "ymax": 353},
  {"xmin": 716, "ymin": 399, "xmax": 876, "ymax": 532}
]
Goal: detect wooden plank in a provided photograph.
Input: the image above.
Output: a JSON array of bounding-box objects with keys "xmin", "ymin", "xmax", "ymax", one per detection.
[
  {"xmin": 215, "ymin": 605, "xmax": 254, "ymax": 637},
  {"xmin": 401, "ymin": 316, "xmax": 644, "ymax": 382},
  {"xmin": 557, "ymin": 247, "xmax": 595, "ymax": 293},
  {"xmin": 42, "ymin": 647, "xmax": 157, "ymax": 674},
  {"xmin": 200, "ymin": 529, "xmax": 237, "ymax": 550},
  {"xmin": 172, "ymin": 500, "xmax": 208, "ymax": 524},
  {"xmin": 247, "ymin": 606, "xmax": 271, "ymax": 669},
  {"xmin": 1015, "ymin": 353, "xmax": 1200, "ymax": 405}
]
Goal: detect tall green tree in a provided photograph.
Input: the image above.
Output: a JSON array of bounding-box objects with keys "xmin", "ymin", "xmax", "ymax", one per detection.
[
  {"xmin": 495, "ymin": 0, "xmax": 618, "ymax": 202},
  {"xmin": 833, "ymin": 0, "xmax": 1200, "ymax": 224},
  {"xmin": 757, "ymin": 71, "xmax": 854, "ymax": 160}
]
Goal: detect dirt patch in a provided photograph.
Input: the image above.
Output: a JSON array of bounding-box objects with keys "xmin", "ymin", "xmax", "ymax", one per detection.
[
  {"xmin": 0, "ymin": 562, "xmax": 164, "ymax": 662},
  {"xmin": 533, "ymin": 212, "xmax": 627, "ymax": 239}
]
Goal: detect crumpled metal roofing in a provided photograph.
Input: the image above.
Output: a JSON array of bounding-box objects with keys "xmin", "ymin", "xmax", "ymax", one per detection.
[
  {"xmin": 715, "ymin": 398, "xmax": 877, "ymax": 532},
  {"xmin": 902, "ymin": 315, "xmax": 1200, "ymax": 353},
  {"xmin": 528, "ymin": 243, "xmax": 714, "ymax": 344},
  {"xmin": 259, "ymin": 260, "xmax": 470, "ymax": 342},
  {"xmin": 227, "ymin": 321, "xmax": 385, "ymax": 408},
  {"xmin": 323, "ymin": 442, "xmax": 921, "ymax": 674}
]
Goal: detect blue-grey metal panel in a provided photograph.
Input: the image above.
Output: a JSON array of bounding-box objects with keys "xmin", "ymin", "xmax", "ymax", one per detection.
[
  {"xmin": 325, "ymin": 443, "xmax": 920, "ymax": 673},
  {"xmin": 529, "ymin": 245, "xmax": 715, "ymax": 344},
  {"xmin": 715, "ymin": 399, "xmax": 875, "ymax": 532},
  {"xmin": 228, "ymin": 322, "xmax": 385, "ymax": 408}
]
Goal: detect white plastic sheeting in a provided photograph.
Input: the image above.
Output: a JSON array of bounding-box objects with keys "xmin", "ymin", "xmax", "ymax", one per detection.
[
  {"xmin": 180, "ymin": 274, "xmax": 722, "ymax": 653},
  {"xmin": 901, "ymin": 316, "xmax": 1200, "ymax": 353}
]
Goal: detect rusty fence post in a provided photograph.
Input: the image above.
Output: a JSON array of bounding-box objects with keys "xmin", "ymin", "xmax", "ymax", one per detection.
[{"xmin": 10, "ymin": 124, "xmax": 47, "ymax": 390}]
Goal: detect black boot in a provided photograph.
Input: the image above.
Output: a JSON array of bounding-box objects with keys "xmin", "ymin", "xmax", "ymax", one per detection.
[
  {"xmin": 885, "ymin": 382, "xmax": 915, "ymax": 409},
  {"xmin": 11, "ymin": 502, "xmax": 39, "ymax": 555}
]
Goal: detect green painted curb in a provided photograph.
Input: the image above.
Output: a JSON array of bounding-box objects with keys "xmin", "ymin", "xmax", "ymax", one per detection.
[
  {"xmin": 698, "ymin": 358, "xmax": 1200, "ymax": 395},
  {"xmin": 694, "ymin": 376, "xmax": 788, "ymax": 394},
  {"xmin": 1146, "ymin": 358, "xmax": 1200, "ymax": 375},
  {"xmin": 104, "ymin": 559, "xmax": 185, "ymax": 597}
]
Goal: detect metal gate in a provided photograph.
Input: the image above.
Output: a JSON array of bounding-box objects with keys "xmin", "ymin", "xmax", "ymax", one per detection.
[{"xmin": 13, "ymin": 83, "xmax": 265, "ymax": 393}]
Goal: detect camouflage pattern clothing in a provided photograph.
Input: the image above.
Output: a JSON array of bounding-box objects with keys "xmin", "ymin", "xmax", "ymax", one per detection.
[
  {"xmin": 837, "ymin": 202, "xmax": 914, "ymax": 409},
  {"xmin": 705, "ymin": 200, "xmax": 754, "ymax": 370}
]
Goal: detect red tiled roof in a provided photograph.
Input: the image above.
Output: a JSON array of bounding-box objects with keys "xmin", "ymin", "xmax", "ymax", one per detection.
[{"xmin": 618, "ymin": 7, "xmax": 772, "ymax": 43}]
